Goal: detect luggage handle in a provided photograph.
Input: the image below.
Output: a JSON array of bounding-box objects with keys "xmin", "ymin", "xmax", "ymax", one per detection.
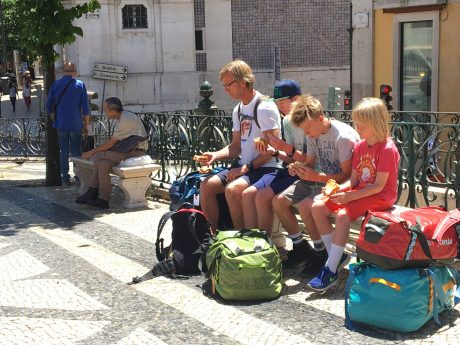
[
  {"xmin": 236, "ymin": 229, "xmax": 274, "ymax": 246},
  {"xmin": 406, "ymin": 219, "xmax": 433, "ymax": 260},
  {"xmin": 364, "ymin": 223, "xmax": 386, "ymax": 236},
  {"xmin": 369, "ymin": 278, "xmax": 401, "ymax": 291}
]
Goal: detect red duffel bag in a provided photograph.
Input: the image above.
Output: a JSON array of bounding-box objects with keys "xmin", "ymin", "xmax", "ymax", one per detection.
[{"xmin": 356, "ymin": 206, "xmax": 460, "ymax": 269}]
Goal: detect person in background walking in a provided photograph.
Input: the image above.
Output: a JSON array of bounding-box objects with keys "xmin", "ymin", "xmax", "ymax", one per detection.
[
  {"xmin": 22, "ymin": 71, "xmax": 32, "ymax": 111},
  {"xmin": 8, "ymin": 78, "xmax": 19, "ymax": 112},
  {"xmin": 46, "ymin": 62, "xmax": 90, "ymax": 185}
]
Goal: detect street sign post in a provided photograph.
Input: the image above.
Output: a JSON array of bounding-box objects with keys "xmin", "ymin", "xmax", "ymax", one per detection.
[
  {"xmin": 93, "ymin": 63, "xmax": 128, "ymax": 81},
  {"xmin": 93, "ymin": 63, "xmax": 129, "ymax": 115},
  {"xmin": 94, "ymin": 71, "xmax": 127, "ymax": 82}
]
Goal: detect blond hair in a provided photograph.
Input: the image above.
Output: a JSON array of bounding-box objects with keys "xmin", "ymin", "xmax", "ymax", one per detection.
[
  {"xmin": 219, "ymin": 59, "xmax": 255, "ymax": 89},
  {"xmin": 352, "ymin": 97, "xmax": 390, "ymax": 142},
  {"xmin": 289, "ymin": 94, "xmax": 323, "ymax": 127},
  {"xmin": 63, "ymin": 62, "xmax": 77, "ymax": 73}
]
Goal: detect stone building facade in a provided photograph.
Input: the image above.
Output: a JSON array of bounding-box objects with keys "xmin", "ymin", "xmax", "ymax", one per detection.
[{"xmin": 61, "ymin": 0, "xmax": 352, "ymax": 112}]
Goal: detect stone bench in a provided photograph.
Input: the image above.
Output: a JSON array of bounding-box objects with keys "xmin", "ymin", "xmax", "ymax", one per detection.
[
  {"xmin": 271, "ymin": 203, "xmax": 411, "ymax": 253},
  {"xmin": 70, "ymin": 157, "xmax": 160, "ymax": 209}
]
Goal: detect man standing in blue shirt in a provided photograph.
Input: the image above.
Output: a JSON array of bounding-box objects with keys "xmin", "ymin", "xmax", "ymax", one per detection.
[{"xmin": 46, "ymin": 62, "xmax": 90, "ymax": 185}]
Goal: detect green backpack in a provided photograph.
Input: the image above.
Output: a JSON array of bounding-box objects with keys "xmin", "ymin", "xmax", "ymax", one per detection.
[{"xmin": 205, "ymin": 229, "xmax": 282, "ymax": 300}]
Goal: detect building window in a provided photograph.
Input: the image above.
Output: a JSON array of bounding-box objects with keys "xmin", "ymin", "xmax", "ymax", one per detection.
[
  {"xmin": 122, "ymin": 5, "xmax": 148, "ymax": 29},
  {"xmin": 196, "ymin": 52, "xmax": 207, "ymax": 71},
  {"xmin": 195, "ymin": 30, "xmax": 204, "ymax": 51}
]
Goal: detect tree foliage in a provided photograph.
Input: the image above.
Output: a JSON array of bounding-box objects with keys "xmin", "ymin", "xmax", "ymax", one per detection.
[
  {"xmin": 15, "ymin": 0, "xmax": 100, "ymax": 85},
  {"xmin": 0, "ymin": 0, "xmax": 21, "ymax": 65},
  {"xmin": 12, "ymin": 0, "xmax": 100, "ymax": 186}
]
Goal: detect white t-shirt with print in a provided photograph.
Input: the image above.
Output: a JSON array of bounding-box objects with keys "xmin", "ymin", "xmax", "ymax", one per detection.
[{"xmin": 231, "ymin": 91, "xmax": 281, "ymax": 168}]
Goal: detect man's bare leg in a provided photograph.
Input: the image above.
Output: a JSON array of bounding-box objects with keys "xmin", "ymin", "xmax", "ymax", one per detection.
[
  {"xmin": 225, "ymin": 179, "xmax": 249, "ymax": 229},
  {"xmin": 200, "ymin": 175, "xmax": 225, "ymax": 233}
]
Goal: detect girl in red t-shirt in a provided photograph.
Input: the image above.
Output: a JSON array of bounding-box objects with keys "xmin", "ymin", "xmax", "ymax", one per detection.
[{"xmin": 307, "ymin": 97, "xmax": 400, "ymax": 291}]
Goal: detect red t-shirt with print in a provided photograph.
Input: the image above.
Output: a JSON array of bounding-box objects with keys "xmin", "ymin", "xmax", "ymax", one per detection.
[{"xmin": 352, "ymin": 137, "xmax": 400, "ymax": 204}]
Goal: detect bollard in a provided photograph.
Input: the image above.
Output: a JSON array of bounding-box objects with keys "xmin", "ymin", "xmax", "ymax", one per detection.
[
  {"xmin": 195, "ymin": 81, "xmax": 218, "ymax": 116},
  {"xmin": 195, "ymin": 81, "xmax": 219, "ymax": 154}
]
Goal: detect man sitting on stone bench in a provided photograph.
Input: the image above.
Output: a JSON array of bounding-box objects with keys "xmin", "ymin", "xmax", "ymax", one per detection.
[{"xmin": 76, "ymin": 97, "xmax": 148, "ymax": 209}]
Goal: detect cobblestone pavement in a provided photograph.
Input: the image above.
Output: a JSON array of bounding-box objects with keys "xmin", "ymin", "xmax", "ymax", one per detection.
[{"xmin": 0, "ymin": 162, "xmax": 460, "ymax": 345}]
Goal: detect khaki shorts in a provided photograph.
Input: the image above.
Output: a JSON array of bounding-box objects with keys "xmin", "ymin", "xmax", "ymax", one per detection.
[{"xmin": 280, "ymin": 180, "xmax": 324, "ymax": 205}]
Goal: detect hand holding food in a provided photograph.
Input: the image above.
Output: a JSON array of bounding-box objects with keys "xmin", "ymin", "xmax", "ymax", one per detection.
[
  {"xmin": 193, "ymin": 154, "xmax": 207, "ymax": 161},
  {"xmin": 323, "ymin": 179, "xmax": 340, "ymax": 196},
  {"xmin": 254, "ymin": 137, "xmax": 267, "ymax": 152}
]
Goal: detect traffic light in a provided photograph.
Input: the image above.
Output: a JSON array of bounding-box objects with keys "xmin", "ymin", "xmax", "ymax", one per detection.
[
  {"xmin": 87, "ymin": 91, "xmax": 99, "ymax": 114},
  {"xmin": 379, "ymin": 84, "xmax": 393, "ymax": 111},
  {"xmin": 327, "ymin": 86, "xmax": 341, "ymax": 110},
  {"xmin": 344, "ymin": 90, "xmax": 352, "ymax": 110}
]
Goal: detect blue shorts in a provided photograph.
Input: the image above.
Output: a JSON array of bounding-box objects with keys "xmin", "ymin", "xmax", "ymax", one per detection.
[
  {"xmin": 251, "ymin": 167, "xmax": 299, "ymax": 194},
  {"xmin": 215, "ymin": 166, "xmax": 280, "ymax": 187},
  {"xmin": 269, "ymin": 168, "xmax": 300, "ymax": 195}
]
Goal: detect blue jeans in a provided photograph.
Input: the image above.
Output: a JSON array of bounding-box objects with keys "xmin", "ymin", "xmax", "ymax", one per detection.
[{"xmin": 58, "ymin": 130, "xmax": 82, "ymax": 181}]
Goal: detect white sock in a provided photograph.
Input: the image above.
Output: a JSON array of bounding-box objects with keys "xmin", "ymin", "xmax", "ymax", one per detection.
[
  {"xmin": 288, "ymin": 232, "xmax": 303, "ymax": 245},
  {"xmin": 326, "ymin": 244, "xmax": 345, "ymax": 273},
  {"xmin": 312, "ymin": 239, "xmax": 325, "ymax": 251},
  {"xmin": 320, "ymin": 233, "xmax": 333, "ymax": 254}
]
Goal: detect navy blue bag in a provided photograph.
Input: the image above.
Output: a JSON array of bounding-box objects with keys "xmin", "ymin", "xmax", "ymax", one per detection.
[
  {"xmin": 169, "ymin": 167, "xmax": 233, "ymax": 230},
  {"xmin": 169, "ymin": 168, "xmax": 223, "ymax": 211}
]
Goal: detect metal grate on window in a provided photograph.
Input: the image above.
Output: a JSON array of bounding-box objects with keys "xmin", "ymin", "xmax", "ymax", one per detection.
[
  {"xmin": 122, "ymin": 5, "xmax": 148, "ymax": 29},
  {"xmin": 196, "ymin": 53, "xmax": 207, "ymax": 71},
  {"xmin": 194, "ymin": 0, "xmax": 205, "ymax": 28}
]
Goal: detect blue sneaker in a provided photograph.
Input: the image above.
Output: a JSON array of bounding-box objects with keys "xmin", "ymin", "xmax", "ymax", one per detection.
[{"xmin": 307, "ymin": 266, "xmax": 338, "ymax": 291}]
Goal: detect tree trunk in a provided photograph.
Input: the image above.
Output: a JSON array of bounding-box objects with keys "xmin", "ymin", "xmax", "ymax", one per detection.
[{"xmin": 43, "ymin": 53, "xmax": 61, "ymax": 187}]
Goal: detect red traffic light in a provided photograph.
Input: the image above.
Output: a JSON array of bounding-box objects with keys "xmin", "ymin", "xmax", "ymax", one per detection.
[
  {"xmin": 379, "ymin": 84, "xmax": 393, "ymax": 110},
  {"xmin": 380, "ymin": 84, "xmax": 392, "ymax": 95}
]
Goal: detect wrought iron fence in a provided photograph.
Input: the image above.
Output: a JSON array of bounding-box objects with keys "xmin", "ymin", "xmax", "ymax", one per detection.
[{"xmin": 0, "ymin": 110, "xmax": 458, "ymax": 208}]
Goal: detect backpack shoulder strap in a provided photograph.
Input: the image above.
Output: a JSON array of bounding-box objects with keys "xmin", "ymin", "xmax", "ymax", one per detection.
[
  {"xmin": 155, "ymin": 211, "xmax": 176, "ymax": 260},
  {"xmin": 238, "ymin": 97, "xmax": 263, "ymax": 129},
  {"xmin": 253, "ymin": 97, "xmax": 262, "ymax": 128}
]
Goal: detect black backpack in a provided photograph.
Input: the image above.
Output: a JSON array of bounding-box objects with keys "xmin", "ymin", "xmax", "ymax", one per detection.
[
  {"xmin": 129, "ymin": 204, "xmax": 212, "ymax": 284},
  {"xmin": 155, "ymin": 205, "xmax": 212, "ymax": 274}
]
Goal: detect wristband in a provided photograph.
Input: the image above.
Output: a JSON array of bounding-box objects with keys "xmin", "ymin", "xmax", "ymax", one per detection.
[
  {"xmin": 287, "ymin": 146, "xmax": 296, "ymax": 158},
  {"xmin": 246, "ymin": 162, "xmax": 255, "ymax": 172}
]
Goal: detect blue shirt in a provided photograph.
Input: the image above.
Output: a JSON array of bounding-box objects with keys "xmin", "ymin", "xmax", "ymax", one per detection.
[{"xmin": 46, "ymin": 75, "xmax": 90, "ymax": 131}]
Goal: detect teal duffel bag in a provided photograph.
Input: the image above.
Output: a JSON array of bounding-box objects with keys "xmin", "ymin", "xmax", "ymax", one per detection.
[
  {"xmin": 345, "ymin": 262, "xmax": 458, "ymax": 332},
  {"xmin": 205, "ymin": 229, "xmax": 282, "ymax": 300}
]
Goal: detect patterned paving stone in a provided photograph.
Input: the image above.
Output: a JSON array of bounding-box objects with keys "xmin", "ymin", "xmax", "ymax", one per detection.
[
  {"xmin": 0, "ymin": 279, "xmax": 109, "ymax": 310},
  {"xmin": 0, "ymin": 317, "xmax": 109, "ymax": 345},
  {"xmin": 2, "ymin": 186, "xmax": 460, "ymax": 345},
  {"xmin": 31, "ymin": 225, "xmax": 315, "ymax": 345},
  {"xmin": 0, "ymin": 249, "xmax": 49, "ymax": 281},
  {"xmin": 115, "ymin": 328, "xmax": 168, "ymax": 345}
]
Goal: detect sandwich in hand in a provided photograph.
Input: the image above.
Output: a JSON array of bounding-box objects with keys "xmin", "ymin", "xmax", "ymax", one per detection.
[
  {"xmin": 254, "ymin": 137, "xmax": 267, "ymax": 149},
  {"xmin": 324, "ymin": 179, "xmax": 340, "ymax": 196},
  {"xmin": 193, "ymin": 154, "xmax": 207, "ymax": 161}
]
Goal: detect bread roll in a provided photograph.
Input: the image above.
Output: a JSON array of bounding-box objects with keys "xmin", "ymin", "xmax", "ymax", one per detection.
[
  {"xmin": 324, "ymin": 179, "xmax": 340, "ymax": 196},
  {"xmin": 193, "ymin": 154, "xmax": 207, "ymax": 161}
]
